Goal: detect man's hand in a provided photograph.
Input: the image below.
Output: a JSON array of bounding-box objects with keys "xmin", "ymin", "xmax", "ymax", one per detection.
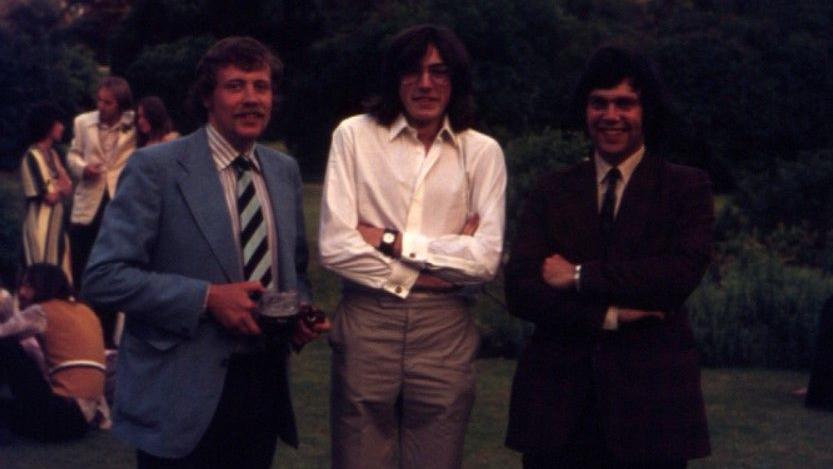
[
  {"xmin": 43, "ymin": 191, "xmax": 62, "ymax": 205},
  {"xmin": 541, "ymin": 254, "xmax": 575, "ymax": 289},
  {"xmin": 83, "ymin": 163, "xmax": 103, "ymax": 181},
  {"xmin": 357, "ymin": 221, "xmax": 384, "ymax": 248},
  {"xmin": 618, "ymin": 308, "xmax": 665, "ymax": 324},
  {"xmin": 291, "ymin": 312, "xmax": 332, "ymax": 349},
  {"xmin": 55, "ymin": 171, "xmax": 73, "ymax": 197},
  {"xmin": 206, "ymin": 281, "xmax": 264, "ymax": 336},
  {"xmin": 460, "ymin": 213, "xmax": 479, "ymax": 236}
]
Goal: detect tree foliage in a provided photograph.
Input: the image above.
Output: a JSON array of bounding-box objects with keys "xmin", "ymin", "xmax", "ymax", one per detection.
[
  {"xmin": 3, "ymin": 0, "xmax": 833, "ymax": 367},
  {"xmin": 5, "ymin": 0, "xmax": 832, "ymax": 183},
  {"xmin": 0, "ymin": 0, "xmax": 98, "ymax": 170}
]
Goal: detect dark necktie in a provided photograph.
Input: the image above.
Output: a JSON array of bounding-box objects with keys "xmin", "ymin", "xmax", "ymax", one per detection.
[
  {"xmin": 600, "ymin": 167, "xmax": 621, "ymax": 253},
  {"xmin": 233, "ymin": 156, "xmax": 273, "ymax": 287}
]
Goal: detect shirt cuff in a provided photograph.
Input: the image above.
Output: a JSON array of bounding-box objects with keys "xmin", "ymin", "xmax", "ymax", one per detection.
[
  {"xmin": 381, "ymin": 260, "xmax": 420, "ymax": 298},
  {"xmin": 602, "ymin": 306, "xmax": 619, "ymax": 330},
  {"xmin": 201, "ymin": 283, "xmax": 213, "ymax": 321},
  {"xmin": 400, "ymin": 231, "xmax": 430, "ymax": 266}
]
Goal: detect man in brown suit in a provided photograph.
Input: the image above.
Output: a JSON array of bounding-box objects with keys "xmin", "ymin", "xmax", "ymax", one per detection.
[{"xmin": 504, "ymin": 46, "xmax": 713, "ymax": 468}]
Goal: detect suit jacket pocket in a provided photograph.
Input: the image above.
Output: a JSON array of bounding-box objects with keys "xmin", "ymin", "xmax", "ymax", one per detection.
[{"xmin": 127, "ymin": 321, "xmax": 183, "ymax": 351}]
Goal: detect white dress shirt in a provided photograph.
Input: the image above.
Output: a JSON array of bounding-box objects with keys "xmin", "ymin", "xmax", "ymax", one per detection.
[
  {"xmin": 0, "ymin": 290, "xmax": 46, "ymax": 339},
  {"xmin": 319, "ymin": 114, "xmax": 507, "ymax": 299},
  {"xmin": 206, "ymin": 124, "xmax": 280, "ymax": 287}
]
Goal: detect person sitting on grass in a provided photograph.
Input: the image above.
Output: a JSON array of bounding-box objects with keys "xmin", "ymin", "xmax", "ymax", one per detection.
[{"xmin": 0, "ymin": 263, "xmax": 110, "ymax": 442}]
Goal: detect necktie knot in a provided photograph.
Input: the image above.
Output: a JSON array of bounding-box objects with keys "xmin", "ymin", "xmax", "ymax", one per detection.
[
  {"xmin": 232, "ymin": 155, "xmax": 254, "ymax": 176},
  {"xmin": 605, "ymin": 167, "xmax": 621, "ymax": 186}
]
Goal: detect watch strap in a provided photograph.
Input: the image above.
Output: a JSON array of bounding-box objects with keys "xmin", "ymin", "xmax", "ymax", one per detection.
[{"xmin": 379, "ymin": 228, "xmax": 399, "ymax": 257}]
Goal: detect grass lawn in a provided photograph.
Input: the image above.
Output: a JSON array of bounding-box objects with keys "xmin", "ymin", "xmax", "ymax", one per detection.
[
  {"xmin": 4, "ymin": 361, "xmax": 831, "ymax": 468},
  {"xmin": 3, "ymin": 185, "xmax": 833, "ymax": 468}
]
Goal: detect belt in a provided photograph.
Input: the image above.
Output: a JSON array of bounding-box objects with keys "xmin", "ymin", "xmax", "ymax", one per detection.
[{"xmin": 410, "ymin": 285, "xmax": 463, "ymax": 293}]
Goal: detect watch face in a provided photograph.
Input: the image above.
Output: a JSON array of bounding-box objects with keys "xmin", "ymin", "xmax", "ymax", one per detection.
[{"xmin": 382, "ymin": 232, "xmax": 396, "ymax": 244}]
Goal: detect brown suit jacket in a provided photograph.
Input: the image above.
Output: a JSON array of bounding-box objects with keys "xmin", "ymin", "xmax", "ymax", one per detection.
[{"xmin": 504, "ymin": 152, "xmax": 713, "ymax": 461}]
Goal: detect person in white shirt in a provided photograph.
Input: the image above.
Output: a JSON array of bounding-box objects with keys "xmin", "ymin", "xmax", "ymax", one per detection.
[
  {"xmin": 67, "ymin": 76, "xmax": 136, "ymax": 346},
  {"xmin": 319, "ymin": 24, "xmax": 507, "ymax": 469}
]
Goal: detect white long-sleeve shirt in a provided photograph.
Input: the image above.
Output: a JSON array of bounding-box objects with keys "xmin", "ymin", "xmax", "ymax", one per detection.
[{"xmin": 319, "ymin": 114, "xmax": 507, "ymax": 299}]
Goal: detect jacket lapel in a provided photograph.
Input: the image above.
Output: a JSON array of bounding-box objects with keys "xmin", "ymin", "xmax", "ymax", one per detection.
[
  {"xmin": 114, "ymin": 124, "xmax": 136, "ymax": 162},
  {"xmin": 562, "ymin": 159, "xmax": 604, "ymax": 261},
  {"xmin": 90, "ymin": 117, "xmax": 104, "ymax": 159},
  {"xmin": 175, "ymin": 128, "xmax": 240, "ymax": 282}
]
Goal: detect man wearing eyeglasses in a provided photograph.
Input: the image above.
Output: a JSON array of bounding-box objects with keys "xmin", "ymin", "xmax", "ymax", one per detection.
[
  {"xmin": 504, "ymin": 46, "xmax": 713, "ymax": 468},
  {"xmin": 319, "ymin": 24, "xmax": 507, "ymax": 469}
]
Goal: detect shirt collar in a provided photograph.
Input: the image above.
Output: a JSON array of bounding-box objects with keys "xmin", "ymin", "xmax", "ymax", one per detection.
[
  {"xmin": 388, "ymin": 114, "xmax": 459, "ymax": 149},
  {"xmin": 206, "ymin": 124, "xmax": 260, "ymax": 172},
  {"xmin": 594, "ymin": 145, "xmax": 645, "ymax": 187},
  {"xmin": 95, "ymin": 110, "xmax": 135, "ymax": 131}
]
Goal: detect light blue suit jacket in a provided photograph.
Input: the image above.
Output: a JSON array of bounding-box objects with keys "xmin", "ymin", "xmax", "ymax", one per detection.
[{"xmin": 81, "ymin": 128, "xmax": 310, "ymax": 457}]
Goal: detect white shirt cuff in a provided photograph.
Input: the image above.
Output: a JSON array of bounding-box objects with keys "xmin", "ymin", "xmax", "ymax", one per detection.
[
  {"xmin": 400, "ymin": 231, "xmax": 430, "ymax": 266},
  {"xmin": 382, "ymin": 260, "xmax": 420, "ymax": 298}
]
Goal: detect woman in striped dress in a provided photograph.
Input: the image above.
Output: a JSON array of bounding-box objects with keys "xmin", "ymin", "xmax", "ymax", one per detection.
[{"xmin": 20, "ymin": 103, "xmax": 73, "ymax": 285}]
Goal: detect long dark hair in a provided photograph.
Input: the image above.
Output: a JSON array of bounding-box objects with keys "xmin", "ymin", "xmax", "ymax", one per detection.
[
  {"xmin": 137, "ymin": 96, "xmax": 174, "ymax": 147},
  {"xmin": 565, "ymin": 45, "xmax": 675, "ymax": 150},
  {"xmin": 24, "ymin": 101, "xmax": 64, "ymax": 145},
  {"xmin": 367, "ymin": 24, "xmax": 475, "ymax": 132}
]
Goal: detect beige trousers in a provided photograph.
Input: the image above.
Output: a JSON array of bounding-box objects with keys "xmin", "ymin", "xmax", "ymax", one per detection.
[{"xmin": 330, "ymin": 292, "xmax": 479, "ymax": 469}]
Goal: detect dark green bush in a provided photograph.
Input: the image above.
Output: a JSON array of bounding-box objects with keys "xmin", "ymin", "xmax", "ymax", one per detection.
[
  {"xmin": 125, "ymin": 35, "xmax": 216, "ymax": 133},
  {"xmin": 503, "ymin": 128, "xmax": 589, "ymax": 241},
  {"xmin": 0, "ymin": 173, "xmax": 23, "ymax": 287},
  {"xmin": 733, "ymin": 149, "xmax": 833, "ymax": 273},
  {"xmin": 471, "ymin": 277, "xmax": 530, "ymax": 359},
  {"xmin": 0, "ymin": 0, "xmax": 100, "ymax": 170},
  {"xmin": 689, "ymin": 241, "xmax": 833, "ymax": 369}
]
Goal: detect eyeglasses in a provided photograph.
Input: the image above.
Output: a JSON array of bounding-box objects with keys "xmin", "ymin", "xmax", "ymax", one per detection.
[{"xmin": 401, "ymin": 65, "xmax": 451, "ymax": 85}]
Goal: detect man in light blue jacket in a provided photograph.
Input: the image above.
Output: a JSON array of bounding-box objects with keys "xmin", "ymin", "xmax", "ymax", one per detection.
[{"xmin": 81, "ymin": 37, "xmax": 328, "ymax": 469}]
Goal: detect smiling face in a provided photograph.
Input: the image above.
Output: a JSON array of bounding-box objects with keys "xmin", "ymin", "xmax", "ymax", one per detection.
[
  {"xmin": 398, "ymin": 44, "xmax": 451, "ymax": 132},
  {"xmin": 586, "ymin": 79, "xmax": 644, "ymax": 165},
  {"xmin": 205, "ymin": 64, "xmax": 273, "ymax": 151}
]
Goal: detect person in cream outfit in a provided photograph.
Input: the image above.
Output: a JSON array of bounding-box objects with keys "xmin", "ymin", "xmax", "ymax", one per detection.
[{"xmin": 67, "ymin": 76, "xmax": 136, "ymax": 345}]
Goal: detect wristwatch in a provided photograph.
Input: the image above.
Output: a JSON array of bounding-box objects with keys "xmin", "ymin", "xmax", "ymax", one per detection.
[
  {"xmin": 573, "ymin": 264, "xmax": 582, "ymax": 292},
  {"xmin": 379, "ymin": 228, "xmax": 399, "ymax": 257}
]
